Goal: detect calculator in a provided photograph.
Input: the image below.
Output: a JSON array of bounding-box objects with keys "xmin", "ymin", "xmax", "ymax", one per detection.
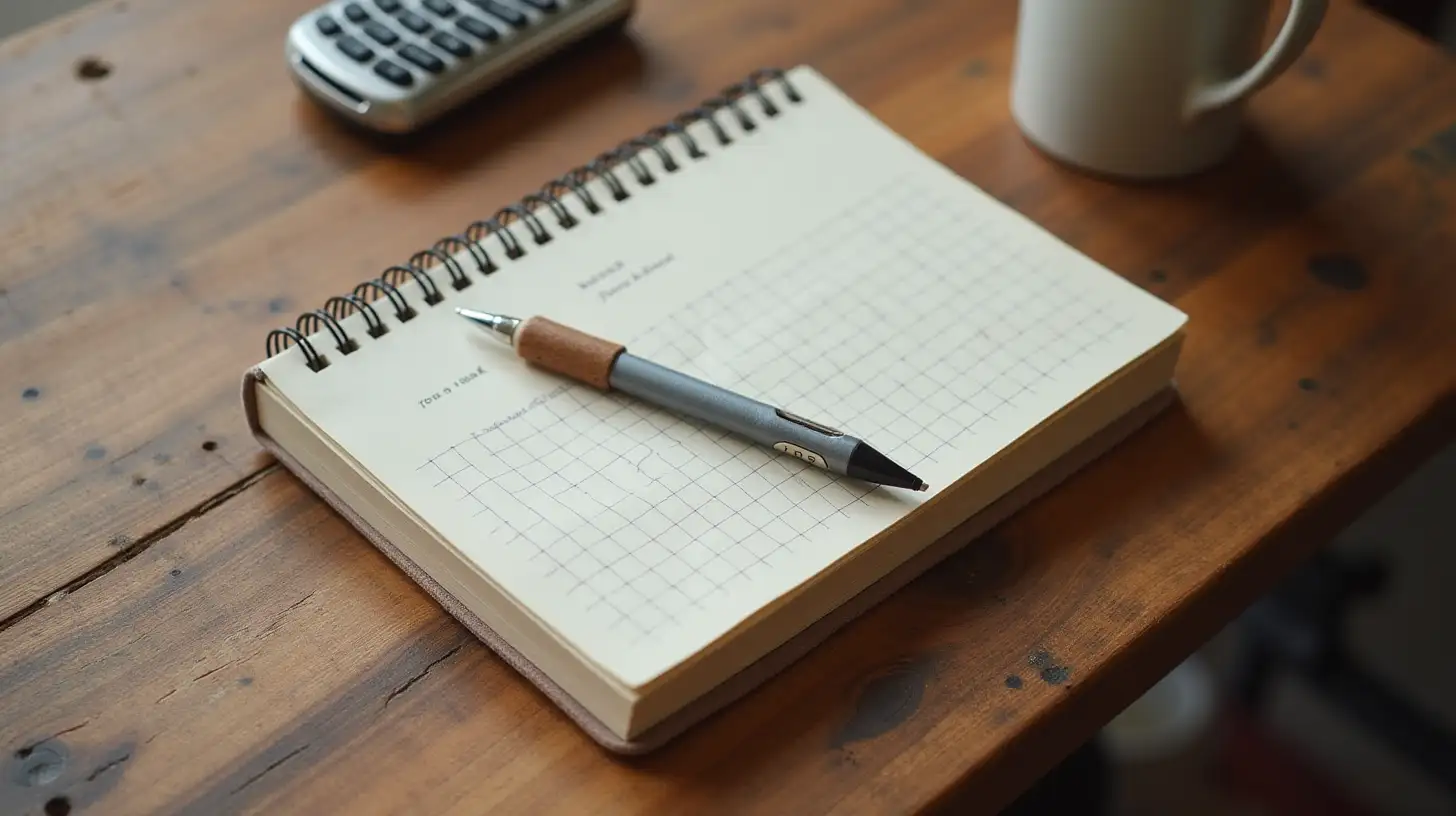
[{"xmin": 286, "ymin": 0, "xmax": 635, "ymax": 133}]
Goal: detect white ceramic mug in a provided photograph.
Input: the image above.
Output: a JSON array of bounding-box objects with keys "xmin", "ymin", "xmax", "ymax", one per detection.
[{"xmin": 1009, "ymin": 0, "xmax": 1328, "ymax": 179}]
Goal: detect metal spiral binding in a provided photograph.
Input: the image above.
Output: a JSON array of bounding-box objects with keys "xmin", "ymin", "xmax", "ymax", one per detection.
[{"xmin": 265, "ymin": 67, "xmax": 803, "ymax": 373}]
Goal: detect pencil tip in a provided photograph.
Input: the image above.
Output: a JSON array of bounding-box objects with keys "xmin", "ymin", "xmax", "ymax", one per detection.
[
  {"xmin": 846, "ymin": 443, "xmax": 926, "ymax": 491},
  {"xmin": 916, "ymin": 481, "xmax": 929, "ymax": 492}
]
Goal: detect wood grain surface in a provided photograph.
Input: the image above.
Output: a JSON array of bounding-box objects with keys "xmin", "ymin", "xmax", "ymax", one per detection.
[{"xmin": 2, "ymin": 0, "xmax": 1453, "ymax": 813}]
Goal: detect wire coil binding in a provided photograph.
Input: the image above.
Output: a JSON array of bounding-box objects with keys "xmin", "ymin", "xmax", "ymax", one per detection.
[{"xmin": 265, "ymin": 67, "xmax": 802, "ymax": 372}]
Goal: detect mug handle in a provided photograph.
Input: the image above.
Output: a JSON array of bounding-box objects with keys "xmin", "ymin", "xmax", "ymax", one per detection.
[{"xmin": 1184, "ymin": 0, "xmax": 1329, "ymax": 118}]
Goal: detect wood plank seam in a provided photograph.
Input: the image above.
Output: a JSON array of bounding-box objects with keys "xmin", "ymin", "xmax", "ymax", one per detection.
[{"xmin": 0, "ymin": 463, "xmax": 277, "ymax": 635}]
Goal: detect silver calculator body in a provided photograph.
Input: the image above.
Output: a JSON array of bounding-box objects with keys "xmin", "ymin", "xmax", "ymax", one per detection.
[{"xmin": 286, "ymin": 0, "xmax": 635, "ymax": 133}]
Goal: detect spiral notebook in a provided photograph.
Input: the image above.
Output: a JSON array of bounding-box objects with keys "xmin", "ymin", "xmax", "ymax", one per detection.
[{"xmin": 241, "ymin": 65, "xmax": 1188, "ymax": 752}]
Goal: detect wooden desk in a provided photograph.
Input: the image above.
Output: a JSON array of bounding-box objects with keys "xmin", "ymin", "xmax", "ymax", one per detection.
[{"xmin": 2, "ymin": 0, "xmax": 1452, "ymax": 812}]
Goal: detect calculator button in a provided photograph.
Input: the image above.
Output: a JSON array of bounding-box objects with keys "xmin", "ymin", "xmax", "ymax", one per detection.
[
  {"xmin": 517, "ymin": 0, "xmax": 558, "ymax": 11},
  {"xmin": 363, "ymin": 20, "xmax": 400, "ymax": 45},
  {"xmin": 375, "ymin": 0, "xmax": 402, "ymax": 11},
  {"xmin": 474, "ymin": 0, "xmax": 527, "ymax": 27},
  {"xmin": 373, "ymin": 59, "xmax": 415, "ymax": 86},
  {"xmin": 430, "ymin": 30, "xmax": 475, "ymax": 56},
  {"xmin": 423, "ymin": 0, "xmax": 457, "ymax": 17},
  {"xmin": 315, "ymin": 14, "xmax": 343, "ymax": 35},
  {"xmin": 397, "ymin": 10, "xmax": 432, "ymax": 33},
  {"xmin": 343, "ymin": 2, "xmax": 370, "ymax": 23},
  {"xmin": 399, "ymin": 43, "xmax": 447, "ymax": 73},
  {"xmin": 456, "ymin": 15, "xmax": 500, "ymax": 42},
  {"xmin": 336, "ymin": 34, "xmax": 374, "ymax": 62}
]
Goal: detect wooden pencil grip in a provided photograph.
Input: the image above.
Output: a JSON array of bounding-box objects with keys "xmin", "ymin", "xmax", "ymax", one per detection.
[{"xmin": 515, "ymin": 317, "xmax": 624, "ymax": 390}]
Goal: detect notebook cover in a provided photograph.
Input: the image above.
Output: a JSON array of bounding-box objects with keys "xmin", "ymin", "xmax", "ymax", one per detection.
[{"xmin": 242, "ymin": 368, "xmax": 1175, "ymax": 753}]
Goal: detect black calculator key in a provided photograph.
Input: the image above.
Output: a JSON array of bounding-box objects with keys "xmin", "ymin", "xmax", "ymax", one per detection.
[
  {"xmin": 517, "ymin": 0, "xmax": 558, "ymax": 11},
  {"xmin": 315, "ymin": 14, "xmax": 343, "ymax": 35},
  {"xmin": 399, "ymin": 43, "xmax": 446, "ymax": 73},
  {"xmin": 397, "ymin": 10, "xmax": 432, "ymax": 33},
  {"xmin": 336, "ymin": 34, "xmax": 374, "ymax": 62},
  {"xmin": 343, "ymin": 2, "xmax": 370, "ymax": 23},
  {"xmin": 423, "ymin": 0, "xmax": 457, "ymax": 17},
  {"xmin": 363, "ymin": 20, "xmax": 400, "ymax": 45},
  {"xmin": 456, "ymin": 15, "xmax": 500, "ymax": 42},
  {"xmin": 476, "ymin": 0, "xmax": 527, "ymax": 27},
  {"xmin": 375, "ymin": 0, "xmax": 402, "ymax": 11},
  {"xmin": 431, "ymin": 30, "xmax": 475, "ymax": 56},
  {"xmin": 373, "ymin": 59, "xmax": 415, "ymax": 86}
]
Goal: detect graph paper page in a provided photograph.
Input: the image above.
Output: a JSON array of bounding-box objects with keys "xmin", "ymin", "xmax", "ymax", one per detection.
[{"xmin": 261, "ymin": 66, "xmax": 1187, "ymax": 687}]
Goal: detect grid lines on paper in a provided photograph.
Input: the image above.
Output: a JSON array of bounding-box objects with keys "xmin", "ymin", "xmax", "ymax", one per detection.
[{"xmin": 417, "ymin": 176, "xmax": 1136, "ymax": 643}]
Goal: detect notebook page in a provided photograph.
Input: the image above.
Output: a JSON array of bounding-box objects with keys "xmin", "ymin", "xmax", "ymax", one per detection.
[{"xmin": 259, "ymin": 66, "xmax": 1187, "ymax": 688}]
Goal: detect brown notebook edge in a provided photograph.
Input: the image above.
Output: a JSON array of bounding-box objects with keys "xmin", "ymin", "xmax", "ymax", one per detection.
[{"xmin": 241, "ymin": 368, "xmax": 1176, "ymax": 754}]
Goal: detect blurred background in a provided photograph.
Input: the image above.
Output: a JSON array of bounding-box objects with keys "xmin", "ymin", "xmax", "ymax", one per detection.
[
  {"xmin": 1095, "ymin": 444, "xmax": 1456, "ymax": 816},
  {"xmin": 4, "ymin": 1, "xmax": 1453, "ymax": 814}
]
